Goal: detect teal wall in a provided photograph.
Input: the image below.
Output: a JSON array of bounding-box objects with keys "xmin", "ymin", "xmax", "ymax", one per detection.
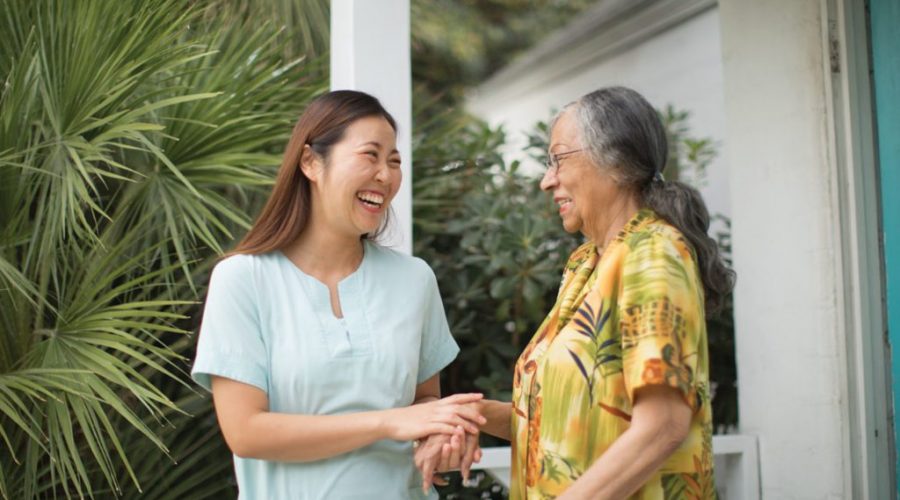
[{"xmin": 870, "ymin": 0, "xmax": 900, "ymax": 492}]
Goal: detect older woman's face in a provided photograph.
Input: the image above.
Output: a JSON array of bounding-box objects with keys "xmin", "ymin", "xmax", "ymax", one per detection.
[{"xmin": 540, "ymin": 109, "xmax": 620, "ymax": 239}]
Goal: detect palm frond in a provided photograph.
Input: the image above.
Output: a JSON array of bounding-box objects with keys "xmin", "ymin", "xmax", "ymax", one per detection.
[
  {"xmin": 1, "ymin": 0, "xmax": 331, "ymax": 497},
  {"xmin": 3, "ymin": 237, "xmax": 192, "ymax": 497},
  {"xmin": 108, "ymin": 17, "xmax": 326, "ymax": 290}
]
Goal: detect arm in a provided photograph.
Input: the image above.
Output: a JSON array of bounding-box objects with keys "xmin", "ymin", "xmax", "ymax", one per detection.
[
  {"xmin": 412, "ymin": 373, "xmax": 441, "ymax": 405},
  {"xmin": 478, "ymin": 399, "xmax": 512, "ymax": 441},
  {"xmin": 211, "ymin": 375, "xmax": 483, "ymax": 462},
  {"xmin": 557, "ymin": 385, "xmax": 692, "ymax": 500}
]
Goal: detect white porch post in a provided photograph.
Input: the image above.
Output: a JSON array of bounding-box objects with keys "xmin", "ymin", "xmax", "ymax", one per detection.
[
  {"xmin": 330, "ymin": 0, "xmax": 413, "ymax": 254},
  {"xmin": 718, "ymin": 0, "xmax": 886, "ymax": 497}
]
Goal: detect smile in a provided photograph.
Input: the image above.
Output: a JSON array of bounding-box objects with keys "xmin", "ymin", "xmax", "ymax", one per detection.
[{"xmin": 357, "ymin": 191, "xmax": 385, "ymax": 210}]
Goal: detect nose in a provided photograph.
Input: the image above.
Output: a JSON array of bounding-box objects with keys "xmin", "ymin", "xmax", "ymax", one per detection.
[
  {"xmin": 374, "ymin": 159, "xmax": 391, "ymax": 183},
  {"xmin": 539, "ymin": 167, "xmax": 557, "ymax": 192}
]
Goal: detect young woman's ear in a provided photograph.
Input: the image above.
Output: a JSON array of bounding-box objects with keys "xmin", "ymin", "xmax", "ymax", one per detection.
[{"xmin": 299, "ymin": 144, "xmax": 323, "ymax": 183}]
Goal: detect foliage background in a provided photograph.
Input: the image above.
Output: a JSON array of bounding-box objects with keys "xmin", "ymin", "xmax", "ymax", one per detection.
[
  {"xmin": 0, "ymin": 0, "xmax": 327, "ymax": 497},
  {"xmin": 0, "ymin": 1, "xmax": 735, "ymax": 498}
]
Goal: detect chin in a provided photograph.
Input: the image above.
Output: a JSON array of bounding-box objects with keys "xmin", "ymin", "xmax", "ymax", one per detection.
[
  {"xmin": 560, "ymin": 218, "xmax": 581, "ymax": 234},
  {"xmin": 355, "ymin": 220, "xmax": 383, "ymax": 236}
]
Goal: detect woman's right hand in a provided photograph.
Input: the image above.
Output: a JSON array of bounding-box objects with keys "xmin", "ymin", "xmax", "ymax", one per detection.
[{"xmin": 383, "ymin": 393, "xmax": 486, "ymax": 441}]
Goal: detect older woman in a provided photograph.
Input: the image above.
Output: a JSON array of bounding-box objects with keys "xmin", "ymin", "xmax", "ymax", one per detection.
[{"xmin": 463, "ymin": 86, "xmax": 735, "ymax": 499}]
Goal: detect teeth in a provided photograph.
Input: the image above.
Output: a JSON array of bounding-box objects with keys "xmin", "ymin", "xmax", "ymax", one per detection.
[
  {"xmin": 558, "ymin": 199, "xmax": 572, "ymax": 207},
  {"xmin": 357, "ymin": 192, "xmax": 384, "ymax": 206}
]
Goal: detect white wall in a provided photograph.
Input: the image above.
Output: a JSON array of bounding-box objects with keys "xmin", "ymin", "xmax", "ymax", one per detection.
[
  {"xmin": 467, "ymin": 8, "xmax": 730, "ymax": 221},
  {"xmin": 718, "ymin": 0, "xmax": 849, "ymax": 498}
]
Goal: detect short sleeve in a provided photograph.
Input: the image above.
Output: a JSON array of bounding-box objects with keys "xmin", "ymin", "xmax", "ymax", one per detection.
[
  {"xmin": 191, "ymin": 255, "xmax": 269, "ymax": 394},
  {"xmin": 618, "ymin": 233, "xmax": 705, "ymax": 411},
  {"xmin": 416, "ymin": 266, "xmax": 459, "ymax": 384}
]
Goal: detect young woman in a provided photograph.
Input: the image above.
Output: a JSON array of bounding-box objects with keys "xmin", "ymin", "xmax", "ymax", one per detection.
[{"xmin": 192, "ymin": 90, "xmax": 484, "ymax": 499}]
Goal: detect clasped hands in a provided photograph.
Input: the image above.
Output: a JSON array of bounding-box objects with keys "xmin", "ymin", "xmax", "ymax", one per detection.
[{"xmin": 401, "ymin": 394, "xmax": 485, "ymax": 493}]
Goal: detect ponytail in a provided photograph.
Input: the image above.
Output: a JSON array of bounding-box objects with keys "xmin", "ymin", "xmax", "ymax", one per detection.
[
  {"xmin": 643, "ymin": 179, "xmax": 735, "ymax": 316},
  {"xmin": 570, "ymin": 86, "xmax": 735, "ymax": 317}
]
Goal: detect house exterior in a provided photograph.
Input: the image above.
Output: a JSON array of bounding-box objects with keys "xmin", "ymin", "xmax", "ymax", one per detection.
[
  {"xmin": 467, "ymin": 0, "xmax": 730, "ymax": 222},
  {"xmin": 332, "ymin": 0, "xmax": 900, "ymax": 497}
]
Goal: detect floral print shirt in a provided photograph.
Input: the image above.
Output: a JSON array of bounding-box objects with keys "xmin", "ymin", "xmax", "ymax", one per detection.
[{"xmin": 510, "ymin": 209, "xmax": 716, "ymax": 499}]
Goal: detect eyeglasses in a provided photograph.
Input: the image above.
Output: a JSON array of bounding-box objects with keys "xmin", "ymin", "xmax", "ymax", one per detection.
[{"xmin": 545, "ymin": 149, "xmax": 583, "ymax": 173}]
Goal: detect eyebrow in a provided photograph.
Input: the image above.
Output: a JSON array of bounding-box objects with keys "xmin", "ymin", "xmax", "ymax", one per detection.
[
  {"xmin": 358, "ymin": 141, "xmax": 399, "ymax": 155},
  {"xmin": 549, "ymin": 142, "xmax": 577, "ymax": 153}
]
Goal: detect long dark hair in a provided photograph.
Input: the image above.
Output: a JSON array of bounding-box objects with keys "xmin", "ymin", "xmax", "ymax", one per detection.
[
  {"xmin": 571, "ymin": 86, "xmax": 735, "ymax": 316},
  {"xmin": 233, "ymin": 90, "xmax": 397, "ymax": 255}
]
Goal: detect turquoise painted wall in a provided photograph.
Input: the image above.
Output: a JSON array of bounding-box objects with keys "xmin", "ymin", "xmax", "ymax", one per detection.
[{"xmin": 870, "ymin": 0, "xmax": 900, "ymax": 492}]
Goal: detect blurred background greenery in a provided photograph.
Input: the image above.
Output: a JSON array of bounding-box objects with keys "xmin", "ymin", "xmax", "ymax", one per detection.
[{"xmin": 0, "ymin": 1, "xmax": 734, "ymax": 498}]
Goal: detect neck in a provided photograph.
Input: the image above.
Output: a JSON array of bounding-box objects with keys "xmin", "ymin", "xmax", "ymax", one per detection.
[
  {"xmin": 283, "ymin": 215, "xmax": 364, "ymax": 283},
  {"xmin": 585, "ymin": 193, "xmax": 641, "ymax": 251}
]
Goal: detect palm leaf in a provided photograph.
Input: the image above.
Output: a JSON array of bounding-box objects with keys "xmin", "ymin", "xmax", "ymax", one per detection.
[
  {"xmin": 566, "ymin": 348, "xmax": 592, "ymax": 392},
  {"xmin": 1, "ymin": 0, "xmax": 331, "ymax": 497},
  {"xmin": 108, "ymin": 16, "xmax": 326, "ymax": 290}
]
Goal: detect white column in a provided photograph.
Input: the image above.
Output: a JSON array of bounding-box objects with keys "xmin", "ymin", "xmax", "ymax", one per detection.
[
  {"xmin": 718, "ymin": 0, "xmax": 852, "ymax": 498},
  {"xmin": 331, "ymin": 0, "xmax": 413, "ymax": 254}
]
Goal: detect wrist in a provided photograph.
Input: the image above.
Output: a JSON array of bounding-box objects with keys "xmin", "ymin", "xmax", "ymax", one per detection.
[{"xmin": 371, "ymin": 409, "xmax": 393, "ymax": 440}]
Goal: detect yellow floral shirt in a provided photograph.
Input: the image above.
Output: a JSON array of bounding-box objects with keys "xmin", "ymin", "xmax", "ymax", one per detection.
[{"xmin": 510, "ymin": 209, "xmax": 716, "ymax": 499}]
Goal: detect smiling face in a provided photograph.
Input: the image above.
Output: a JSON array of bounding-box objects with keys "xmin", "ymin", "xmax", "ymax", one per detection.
[
  {"xmin": 302, "ymin": 115, "xmax": 401, "ymax": 238},
  {"xmin": 540, "ymin": 108, "xmax": 622, "ymax": 240}
]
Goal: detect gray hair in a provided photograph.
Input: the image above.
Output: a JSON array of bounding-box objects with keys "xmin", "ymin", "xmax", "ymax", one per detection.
[
  {"xmin": 570, "ymin": 86, "xmax": 667, "ymax": 186},
  {"xmin": 559, "ymin": 86, "xmax": 735, "ymax": 316}
]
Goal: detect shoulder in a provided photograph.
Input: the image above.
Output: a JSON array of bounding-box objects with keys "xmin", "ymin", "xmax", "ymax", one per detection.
[
  {"xmin": 210, "ymin": 252, "xmax": 279, "ymax": 287},
  {"xmin": 617, "ymin": 215, "xmax": 702, "ymax": 300},
  {"xmin": 621, "ymin": 214, "xmax": 695, "ymax": 268},
  {"xmin": 213, "ymin": 253, "xmax": 252, "ymax": 273},
  {"xmin": 365, "ymin": 242, "xmax": 436, "ymax": 281}
]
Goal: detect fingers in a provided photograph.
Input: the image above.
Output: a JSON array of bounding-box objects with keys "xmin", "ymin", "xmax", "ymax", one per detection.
[
  {"xmin": 441, "ymin": 393, "xmax": 484, "ymax": 405},
  {"xmin": 460, "ymin": 431, "xmax": 480, "ymax": 481},
  {"xmin": 425, "ymin": 410, "xmax": 480, "ymax": 435},
  {"xmin": 430, "ymin": 414, "xmax": 479, "ymax": 435},
  {"xmin": 454, "ymin": 403, "xmax": 487, "ymax": 427},
  {"xmin": 421, "ymin": 450, "xmax": 437, "ymax": 493},
  {"xmin": 414, "ymin": 449, "xmax": 424, "ymax": 472},
  {"xmin": 447, "ymin": 428, "xmax": 463, "ymax": 470},
  {"xmin": 439, "ymin": 442, "xmax": 452, "ymax": 472},
  {"xmin": 417, "ymin": 433, "xmax": 451, "ymax": 493},
  {"xmin": 414, "ymin": 439, "xmax": 438, "ymax": 472},
  {"xmin": 454, "ymin": 426, "xmax": 466, "ymax": 458},
  {"xmin": 426, "ymin": 422, "xmax": 462, "ymax": 437},
  {"xmin": 418, "ymin": 429, "xmax": 481, "ymax": 493}
]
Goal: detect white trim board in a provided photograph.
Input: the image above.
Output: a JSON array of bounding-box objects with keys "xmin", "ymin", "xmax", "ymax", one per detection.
[{"xmin": 472, "ymin": 0, "xmax": 717, "ymax": 104}]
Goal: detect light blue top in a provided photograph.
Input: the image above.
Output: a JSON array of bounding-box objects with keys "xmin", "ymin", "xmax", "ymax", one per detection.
[{"xmin": 191, "ymin": 241, "xmax": 458, "ymax": 499}]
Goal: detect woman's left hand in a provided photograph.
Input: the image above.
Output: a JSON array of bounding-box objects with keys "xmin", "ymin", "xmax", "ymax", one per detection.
[
  {"xmin": 414, "ymin": 429, "xmax": 461, "ymax": 492},
  {"xmin": 414, "ymin": 425, "xmax": 482, "ymax": 492}
]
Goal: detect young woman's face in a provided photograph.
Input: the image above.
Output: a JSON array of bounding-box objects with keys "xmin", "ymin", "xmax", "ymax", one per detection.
[{"xmin": 307, "ymin": 115, "xmax": 401, "ymax": 237}]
